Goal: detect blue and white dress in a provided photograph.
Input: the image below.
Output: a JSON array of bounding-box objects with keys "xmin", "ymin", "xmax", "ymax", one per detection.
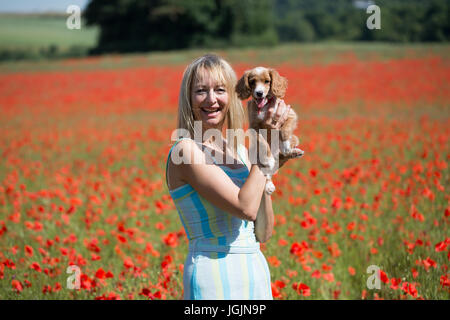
[{"xmin": 166, "ymin": 138, "xmax": 273, "ymax": 300}]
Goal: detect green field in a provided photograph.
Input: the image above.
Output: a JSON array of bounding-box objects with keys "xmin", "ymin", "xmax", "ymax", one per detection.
[{"xmin": 0, "ymin": 13, "xmax": 98, "ymax": 60}]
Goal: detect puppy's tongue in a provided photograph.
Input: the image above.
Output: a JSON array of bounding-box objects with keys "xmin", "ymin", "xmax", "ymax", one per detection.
[{"xmin": 256, "ymin": 98, "xmax": 267, "ymax": 109}]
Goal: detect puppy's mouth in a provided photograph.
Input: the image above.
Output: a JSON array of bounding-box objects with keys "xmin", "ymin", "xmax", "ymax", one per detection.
[
  {"xmin": 254, "ymin": 94, "xmax": 276, "ymax": 110},
  {"xmin": 255, "ymin": 97, "xmax": 268, "ymax": 109}
]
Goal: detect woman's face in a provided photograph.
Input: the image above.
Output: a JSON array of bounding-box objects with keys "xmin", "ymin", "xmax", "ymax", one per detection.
[{"xmin": 191, "ymin": 68, "xmax": 229, "ymax": 131}]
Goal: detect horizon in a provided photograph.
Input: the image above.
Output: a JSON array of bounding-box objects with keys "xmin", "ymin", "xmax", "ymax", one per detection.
[{"xmin": 0, "ymin": 0, "xmax": 89, "ymax": 13}]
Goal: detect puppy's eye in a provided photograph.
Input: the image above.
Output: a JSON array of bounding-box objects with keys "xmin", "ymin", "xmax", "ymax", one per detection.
[
  {"xmin": 249, "ymin": 80, "xmax": 255, "ymax": 85},
  {"xmin": 265, "ymin": 80, "xmax": 270, "ymax": 84}
]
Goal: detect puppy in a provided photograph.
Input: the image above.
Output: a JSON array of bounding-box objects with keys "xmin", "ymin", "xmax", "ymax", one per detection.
[{"xmin": 236, "ymin": 67, "xmax": 304, "ymax": 195}]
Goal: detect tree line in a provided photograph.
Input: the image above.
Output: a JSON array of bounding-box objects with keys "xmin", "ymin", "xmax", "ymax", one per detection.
[{"xmin": 83, "ymin": 0, "xmax": 448, "ymax": 53}]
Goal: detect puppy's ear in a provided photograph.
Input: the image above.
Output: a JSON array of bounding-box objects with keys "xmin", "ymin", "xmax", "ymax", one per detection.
[
  {"xmin": 269, "ymin": 69, "xmax": 288, "ymax": 98},
  {"xmin": 235, "ymin": 71, "xmax": 251, "ymax": 100}
]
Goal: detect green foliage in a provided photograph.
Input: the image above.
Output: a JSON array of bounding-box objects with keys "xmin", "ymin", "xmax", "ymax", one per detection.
[
  {"xmin": 275, "ymin": 0, "xmax": 450, "ymax": 43},
  {"xmin": 83, "ymin": 0, "xmax": 449, "ymax": 54},
  {"xmin": 84, "ymin": 0, "xmax": 277, "ymax": 53}
]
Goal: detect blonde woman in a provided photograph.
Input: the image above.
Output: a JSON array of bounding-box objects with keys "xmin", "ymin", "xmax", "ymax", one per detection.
[{"xmin": 165, "ymin": 54, "xmax": 296, "ymax": 300}]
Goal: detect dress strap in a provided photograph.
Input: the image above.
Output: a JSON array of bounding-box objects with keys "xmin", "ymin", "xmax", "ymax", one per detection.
[
  {"xmin": 203, "ymin": 146, "xmax": 218, "ymax": 165},
  {"xmin": 237, "ymin": 144, "xmax": 249, "ymax": 170}
]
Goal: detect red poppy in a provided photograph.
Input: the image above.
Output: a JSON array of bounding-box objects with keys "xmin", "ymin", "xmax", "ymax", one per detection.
[
  {"xmin": 267, "ymin": 256, "xmax": 281, "ymax": 267},
  {"xmin": 123, "ymin": 257, "xmax": 134, "ymax": 269},
  {"xmin": 162, "ymin": 232, "xmax": 178, "ymax": 247},
  {"xmin": 435, "ymin": 241, "xmax": 447, "ymax": 252},
  {"xmin": 322, "ymin": 273, "xmax": 335, "ymax": 283},
  {"xmin": 408, "ymin": 283, "xmax": 418, "ymax": 298},
  {"xmin": 95, "ymin": 268, "xmax": 106, "ymax": 279},
  {"xmin": 348, "ymin": 266, "xmax": 356, "ymax": 276},
  {"xmin": 12, "ymin": 280, "xmax": 23, "ymax": 293},
  {"xmin": 30, "ymin": 262, "xmax": 42, "ymax": 273},
  {"xmin": 440, "ymin": 274, "xmax": 450, "ymax": 288},
  {"xmin": 25, "ymin": 245, "xmax": 34, "ymax": 257},
  {"xmin": 379, "ymin": 270, "xmax": 389, "ymax": 284},
  {"xmin": 422, "ymin": 257, "xmax": 437, "ymax": 271},
  {"xmin": 293, "ymin": 282, "xmax": 311, "ymax": 297},
  {"xmin": 390, "ymin": 278, "xmax": 401, "ymax": 290}
]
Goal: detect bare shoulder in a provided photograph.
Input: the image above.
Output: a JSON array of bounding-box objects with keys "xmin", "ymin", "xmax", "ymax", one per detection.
[
  {"xmin": 167, "ymin": 139, "xmax": 206, "ymax": 190},
  {"xmin": 170, "ymin": 139, "xmax": 206, "ymax": 163}
]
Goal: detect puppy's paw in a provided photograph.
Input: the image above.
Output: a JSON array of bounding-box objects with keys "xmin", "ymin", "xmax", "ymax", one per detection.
[
  {"xmin": 259, "ymin": 156, "xmax": 275, "ymax": 170},
  {"xmin": 290, "ymin": 148, "xmax": 305, "ymax": 158},
  {"xmin": 267, "ymin": 156, "xmax": 276, "ymax": 170},
  {"xmin": 265, "ymin": 180, "xmax": 275, "ymax": 195}
]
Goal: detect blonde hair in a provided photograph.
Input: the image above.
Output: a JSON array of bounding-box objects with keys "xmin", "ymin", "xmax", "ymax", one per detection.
[{"xmin": 177, "ymin": 54, "xmax": 245, "ymax": 156}]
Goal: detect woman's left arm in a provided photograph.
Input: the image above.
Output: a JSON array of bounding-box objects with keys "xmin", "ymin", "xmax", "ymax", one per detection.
[{"xmin": 254, "ymin": 193, "xmax": 274, "ymax": 243}]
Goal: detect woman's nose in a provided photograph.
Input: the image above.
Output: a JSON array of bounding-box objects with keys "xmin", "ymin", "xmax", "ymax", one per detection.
[{"xmin": 206, "ymin": 89, "xmax": 217, "ymax": 103}]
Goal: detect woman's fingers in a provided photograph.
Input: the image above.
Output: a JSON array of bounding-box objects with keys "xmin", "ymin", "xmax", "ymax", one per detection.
[
  {"xmin": 274, "ymin": 100, "xmax": 285, "ymax": 121},
  {"xmin": 279, "ymin": 104, "xmax": 291, "ymax": 127},
  {"xmin": 264, "ymin": 108, "xmax": 275, "ymax": 127},
  {"xmin": 266, "ymin": 99, "xmax": 288, "ymax": 129}
]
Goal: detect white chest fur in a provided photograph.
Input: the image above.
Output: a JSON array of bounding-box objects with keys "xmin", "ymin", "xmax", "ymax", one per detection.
[{"xmin": 256, "ymin": 107, "xmax": 267, "ymax": 121}]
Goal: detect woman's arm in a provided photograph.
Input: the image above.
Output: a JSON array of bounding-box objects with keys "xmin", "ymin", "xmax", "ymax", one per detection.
[
  {"xmin": 254, "ymin": 193, "xmax": 274, "ymax": 243},
  {"xmin": 172, "ymin": 139, "xmax": 267, "ymax": 221}
]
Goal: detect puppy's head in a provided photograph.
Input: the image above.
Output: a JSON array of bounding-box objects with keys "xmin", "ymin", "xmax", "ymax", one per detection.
[{"xmin": 236, "ymin": 67, "xmax": 288, "ymax": 108}]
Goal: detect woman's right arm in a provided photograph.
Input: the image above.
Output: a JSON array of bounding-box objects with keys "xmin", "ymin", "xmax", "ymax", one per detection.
[{"xmin": 170, "ymin": 139, "xmax": 267, "ymax": 221}]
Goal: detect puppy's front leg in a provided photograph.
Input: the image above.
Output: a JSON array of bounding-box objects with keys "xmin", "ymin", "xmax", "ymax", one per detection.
[
  {"xmin": 257, "ymin": 137, "xmax": 277, "ymax": 195},
  {"xmin": 279, "ymin": 111, "xmax": 297, "ymax": 156},
  {"xmin": 265, "ymin": 176, "xmax": 275, "ymax": 195}
]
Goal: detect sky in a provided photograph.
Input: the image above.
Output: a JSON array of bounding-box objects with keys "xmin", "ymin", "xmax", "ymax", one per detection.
[{"xmin": 0, "ymin": 0, "xmax": 90, "ymax": 13}]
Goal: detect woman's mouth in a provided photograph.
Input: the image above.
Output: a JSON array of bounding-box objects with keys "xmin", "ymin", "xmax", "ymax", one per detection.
[{"xmin": 201, "ymin": 107, "xmax": 222, "ymax": 117}]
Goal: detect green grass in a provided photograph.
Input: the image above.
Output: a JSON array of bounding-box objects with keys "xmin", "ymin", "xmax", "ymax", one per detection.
[{"xmin": 0, "ymin": 13, "xmax": 98, "ymax": 50}]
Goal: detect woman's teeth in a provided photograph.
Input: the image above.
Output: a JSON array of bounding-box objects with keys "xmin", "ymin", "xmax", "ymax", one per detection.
[{"xmin": 202, "ymin": 108, "xmax": 221, "ymax": 113}]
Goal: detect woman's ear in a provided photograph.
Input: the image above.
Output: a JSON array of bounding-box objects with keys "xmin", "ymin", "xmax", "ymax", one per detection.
[
  {"xmin": 269, "ymin": 69, "xmax": 288, "ymax": 98},
  {"xmin": 235, "ymin": 71, "xmax": 251, "ymax": 100}
]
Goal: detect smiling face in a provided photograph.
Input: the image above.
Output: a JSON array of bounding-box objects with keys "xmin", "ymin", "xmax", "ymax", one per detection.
[{"xmin": 190, "ymin": 67, "xmax": 229, "ymax": 131}]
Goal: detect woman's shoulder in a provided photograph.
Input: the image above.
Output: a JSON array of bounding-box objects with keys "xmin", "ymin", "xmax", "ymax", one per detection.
[
  {"xmin": 167, "ymin": 138, "xmax": 204, "ymax": 190},
  {"xmin": 168, "ymin": 138, "xmax": 205, "ymax": 166}
]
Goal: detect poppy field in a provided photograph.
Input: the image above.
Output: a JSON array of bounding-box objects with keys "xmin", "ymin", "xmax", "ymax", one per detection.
[{"xmin": 0, "ymin": 44, "xmax": 449, "ymax": 300}]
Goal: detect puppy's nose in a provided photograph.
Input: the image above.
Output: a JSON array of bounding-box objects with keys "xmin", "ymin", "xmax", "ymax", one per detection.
[{"xmin": 256, "ymin": 91, "xmax": 263, "ymax": 98}]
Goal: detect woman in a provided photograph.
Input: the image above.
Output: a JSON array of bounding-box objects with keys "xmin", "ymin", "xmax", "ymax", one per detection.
[{"xmin": 165, "ymin": 54, "xmax": 295, "ymax": 300}]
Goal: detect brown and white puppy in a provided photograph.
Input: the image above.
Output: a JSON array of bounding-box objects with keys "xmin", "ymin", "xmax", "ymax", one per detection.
[{"xmin": 236, "ymin": 67, "xmax": 303, "ymax": 195}]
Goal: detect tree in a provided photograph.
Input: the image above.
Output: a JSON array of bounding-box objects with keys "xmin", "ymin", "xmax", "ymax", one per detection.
[{"xmin": 84, "ymin": 0, "xmax": 277, "ymax": 53}]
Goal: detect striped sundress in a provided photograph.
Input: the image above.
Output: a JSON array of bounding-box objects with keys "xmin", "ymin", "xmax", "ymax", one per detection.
[{"xmin": 166, "ymin": 138, "xmax": 273, "ymax": 300}]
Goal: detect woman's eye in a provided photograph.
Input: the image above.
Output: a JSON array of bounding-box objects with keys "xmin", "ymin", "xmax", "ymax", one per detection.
[{"xmin": 216, "ymin": 88, "xmax": 226, "ymax": 93}]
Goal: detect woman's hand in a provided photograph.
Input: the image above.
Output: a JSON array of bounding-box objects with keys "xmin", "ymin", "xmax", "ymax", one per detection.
[
  {"xmin": 278, "ymin": 151, "xmax": 302, "ymax": 169},
  {"xmin": 264, "ymin": 98, "xmax": 291, "ymax": 130}
]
